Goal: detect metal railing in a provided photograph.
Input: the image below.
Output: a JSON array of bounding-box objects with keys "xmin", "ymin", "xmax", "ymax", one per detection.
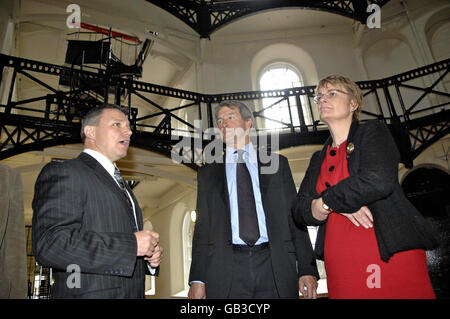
[{"xmin": 1, "ymin": 53, "xmax": 449, "ymax": 167}]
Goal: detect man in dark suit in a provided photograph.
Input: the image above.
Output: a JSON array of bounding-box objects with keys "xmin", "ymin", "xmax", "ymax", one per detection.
[
  {"xmin": 188, "ymin": 100, "xmax": 319, "ymax": 299},
  {"xmin": 32, "ymin": 104, "xmax": 162, "ymax": 298}
]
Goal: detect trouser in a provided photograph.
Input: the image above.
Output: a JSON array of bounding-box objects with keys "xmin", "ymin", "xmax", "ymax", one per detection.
[{"xmin": 229, "ymin": 242, "xmax": 279, "ymax": 299}]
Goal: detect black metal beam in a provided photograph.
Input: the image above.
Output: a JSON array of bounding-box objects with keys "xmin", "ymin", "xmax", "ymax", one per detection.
[
  {"xmin": 145, "ymin": 0, "xmax": 391, "ymax": 38},
  {"xmin": 1, "ymin": 53, "xmax": 448, "ymax": 170}
]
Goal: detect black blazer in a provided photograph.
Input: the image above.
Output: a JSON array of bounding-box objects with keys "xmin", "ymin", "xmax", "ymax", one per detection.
[
  {"xmin": 189, "ymin": 152, "xmax": 319, "ymax": 299},
  {"xmin": 32, "ymin": 152, "xmax": 153, "ymax": 299},
  {"xmin": 293, "ymin": 120, "xmax": 439, "ymax": 262}
]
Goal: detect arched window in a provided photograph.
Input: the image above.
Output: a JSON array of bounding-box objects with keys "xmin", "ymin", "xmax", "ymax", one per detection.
[
  {"xmin": 182, "ymin": 210, "xmax": 196, "ymax": 290},
  {"xmin": 259, "ymin": 63, "xmax": 312, "ymax": 130}
]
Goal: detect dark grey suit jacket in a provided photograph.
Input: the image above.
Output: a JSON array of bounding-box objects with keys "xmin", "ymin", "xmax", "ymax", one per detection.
[
  {"xmin": 189, "ymin": 152, "xmax": 319, "ymax": 299},
  {"xmin": 32, "ymin": 152, "xmax": 150, "ymax": 298}
]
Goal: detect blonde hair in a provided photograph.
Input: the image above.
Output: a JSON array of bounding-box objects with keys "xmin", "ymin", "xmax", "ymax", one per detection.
[{"xmin": 316, "ymin": 75, "xmax": 363, "ymax": 122}]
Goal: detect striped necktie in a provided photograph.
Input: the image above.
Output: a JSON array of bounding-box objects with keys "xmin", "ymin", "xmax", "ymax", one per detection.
[{"xmin": 114, "ymin": 166, "xmax": 133, "ymax": 209}]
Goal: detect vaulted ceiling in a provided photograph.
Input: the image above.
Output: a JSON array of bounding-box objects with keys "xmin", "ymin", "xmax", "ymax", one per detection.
[{"xmin": 146, "ymin": 0, "xmax": 391, "ymax": 38}]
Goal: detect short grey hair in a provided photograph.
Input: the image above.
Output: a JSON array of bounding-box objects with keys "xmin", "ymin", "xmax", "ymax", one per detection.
[
  {"xmin": 215, "ymin": 100, "xmax": 255, "ymax": 127},
  {"xmin": 80, "ymin": 104, "xmax": 128, "ymax": 142}
]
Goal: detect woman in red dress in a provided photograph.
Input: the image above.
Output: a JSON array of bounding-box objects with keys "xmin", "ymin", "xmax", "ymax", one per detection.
[{"xmin": 293, "ymin": 75, "xmax": 438, "ymax": 298}]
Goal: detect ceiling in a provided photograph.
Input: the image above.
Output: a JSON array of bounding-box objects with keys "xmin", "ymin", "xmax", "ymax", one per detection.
[{"xmin": 145, "ymin": 0, "xmax": 391, "ymax": 38}]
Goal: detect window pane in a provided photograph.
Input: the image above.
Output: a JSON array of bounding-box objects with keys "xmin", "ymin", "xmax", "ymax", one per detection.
[{"xmin": 259, "ymin": 65, "xmax": 310, "ymax": 130}]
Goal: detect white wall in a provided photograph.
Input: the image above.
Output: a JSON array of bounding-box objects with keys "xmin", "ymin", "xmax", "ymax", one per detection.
[
  {"xmin": 0, "ymin": 0, "xmax": 15, "ymax": 55},
  {"xmin": 147, "ymin": 190, "xmax": 196, "ymax": 298}
]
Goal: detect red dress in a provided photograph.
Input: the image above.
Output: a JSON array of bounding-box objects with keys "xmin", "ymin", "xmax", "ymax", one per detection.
[{"xmin": 317, "ymin": 141, "xmax": 435, "ymax": 299}]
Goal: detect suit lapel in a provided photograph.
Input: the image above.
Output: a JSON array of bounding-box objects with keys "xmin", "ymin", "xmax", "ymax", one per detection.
[
  {"xmin": 257, "ymin": 151, "xmax": 273, "ymax": 227},
  {"xmin": 257, "ymin": 150, "xmax": 273, "ymax": 200},
  {"xmin": 77, "ymin": 152, "xmax": 139, "ymax": 229},
  {"xmin": 308, "ymin": 138, "xmax": 332, "ymax": 197},
  {"xmin": 218, "ymin": 160, "xmax": 232, "ymax": 225},
  {"xmin": 125, "ymin": 182, "xmax": 143, "ymax": 230}
]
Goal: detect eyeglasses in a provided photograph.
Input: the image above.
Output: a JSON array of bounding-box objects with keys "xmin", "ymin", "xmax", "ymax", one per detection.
[{"xmin": 313, "ymin": 89, "xmax": 352, "ymax": 104}]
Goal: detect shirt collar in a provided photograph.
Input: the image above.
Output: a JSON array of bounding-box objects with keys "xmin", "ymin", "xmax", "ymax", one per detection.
[
  {"xmin": 83, "ymin": 148, "xmax": 116, "ymax": 177},
  {"xmin": 225, "ymin": 142, "xmax": 257, "ymax": 164}
]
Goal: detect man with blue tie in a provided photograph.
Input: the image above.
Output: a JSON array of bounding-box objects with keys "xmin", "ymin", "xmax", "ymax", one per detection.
[{"xmin": 188, "ymin": 100, "xmax": 319, "ymax": 299}]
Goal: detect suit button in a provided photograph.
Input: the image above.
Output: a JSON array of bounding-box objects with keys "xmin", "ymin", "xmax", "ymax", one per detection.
[
  {"xmin": 329, "ymin": 166, "xmax": 335, "ymax": 172},
  {"xmin": 330, "ymin": 150, "xmax": 336, "ymax": 156},
  {"xmin": 325, "ymin": 182, "xmax": 331, "ymax": 187}
]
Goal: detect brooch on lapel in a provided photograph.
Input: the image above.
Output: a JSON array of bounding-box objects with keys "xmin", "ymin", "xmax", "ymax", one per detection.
[{"xmin": 346, "ymin": 142, "xmax": 355, "ymax": 155}]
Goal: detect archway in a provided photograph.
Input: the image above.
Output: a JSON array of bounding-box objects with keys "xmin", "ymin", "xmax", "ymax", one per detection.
[{"xmin": 401, "ymin": 165, "xmax": 450, "ymax": 298}]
